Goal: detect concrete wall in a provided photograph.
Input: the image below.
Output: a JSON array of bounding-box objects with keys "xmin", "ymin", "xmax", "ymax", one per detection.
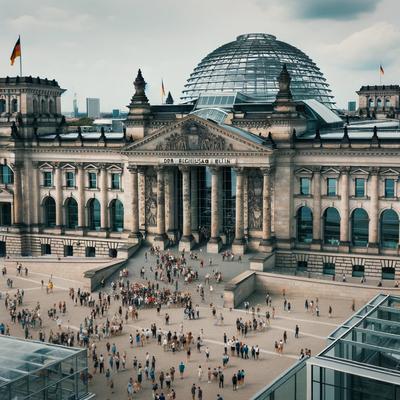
[
  {"xmin": 83, "ymin": 259, "xmax": 127, "ymax": 292},
  {"xmin": 255, "ymin": 272, "xmax": 400, "ymax": 303},
  {"xmin": 223, "ymin": 270, "xmax": 256, "ymax": 308}
]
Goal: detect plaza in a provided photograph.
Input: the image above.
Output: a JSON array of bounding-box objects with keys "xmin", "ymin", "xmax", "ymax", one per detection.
[{"xmin": 0, "ymin": 245, "xmax": 385, "ymax": 399}]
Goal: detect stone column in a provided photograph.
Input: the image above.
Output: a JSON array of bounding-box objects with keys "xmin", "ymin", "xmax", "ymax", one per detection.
[
  {"xmin": 12, "ymin": 162, "xmax": 23, "ymax": 226},
  {"xmin": 55, "ymin": 163, "xmax": 63, "ymax": 228},
  {"xmin": 154, "ymin": 166, "xmax": 168, "ymax": 249},
  {"xmin": 31, "ymin": 162, "xmax": 40, "ymax": 229},
  {"xmin": 190, "ymin": 168, "xmax": 199, "ymax": 241},
  {"xmin": 369, "ymin": 168, "xmax": 379, "ymax": 253},
  {"xmin": 232, "ymin": 167, "xmax": 246, "ymax": 254},
  {"xmin": 77, "ymin": 163, "xmax": 86, "ymax": 229},
  {"xmin": 128, "ymin": 164, "xmax": 141, "ymax": 242},
  {"xmin": 339, "ymin": 168, "xmax": 350, "ymax": 251},
  {"xmin": 99, "ymin": 165, "xmax": 108, "ymax": 231},
  {"xmin": 207, "ymin": 167, "xmax": 222, "ymax": 253},
  {"xmin": 311, "ymin": 168, "xmax": 322, "ymax": 249},
  {"xmin": 179, "ymin": 166, "xmax": 195, "ymax": 251},
  {"xmin": 260, "ymin": 167, "xmax": 273, "ymax": 251},
  {"xmin": 165, "ymin": 168, "xmax": 176, "ymax": 238},
  {"xmin": 138, "ymin": 167, "xmax": 146, "ymax": 233}
]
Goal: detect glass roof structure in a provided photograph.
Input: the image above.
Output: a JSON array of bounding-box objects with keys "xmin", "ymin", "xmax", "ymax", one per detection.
[
  {"xmin": 317, "ymin": 293, "xmax": 400, "ymax": 378},
  {"xmin": 182, "ymin": 33, "xmax": 335, "ymax": 108},
  {"xmin": 0, "ymin": 336, "xmax": 90, "ymax": 399}
]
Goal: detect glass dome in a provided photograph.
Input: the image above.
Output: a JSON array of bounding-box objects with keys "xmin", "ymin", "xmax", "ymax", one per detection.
[{"xmin": 181, "ymin": 33, "xmax": 335, "ymax": 108}]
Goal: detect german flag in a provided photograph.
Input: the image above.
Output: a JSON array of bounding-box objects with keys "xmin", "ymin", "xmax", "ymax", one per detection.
[{"xmin": 10, "ymin": 36, "xmax": 21, "ymax": 66}]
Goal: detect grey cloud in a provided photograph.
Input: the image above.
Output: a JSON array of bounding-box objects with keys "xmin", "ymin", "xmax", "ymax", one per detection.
[{"xmin": 292, "ymin": 0, "xmax": 380, "ymax": 20}]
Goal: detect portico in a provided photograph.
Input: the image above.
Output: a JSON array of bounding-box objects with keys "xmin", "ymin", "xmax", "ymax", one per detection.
[{"xmin": 122, "ymin": 115, "xmax": 274, "ymax": 253}]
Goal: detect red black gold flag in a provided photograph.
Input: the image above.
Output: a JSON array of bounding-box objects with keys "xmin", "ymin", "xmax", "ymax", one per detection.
[{"xmin": 10, "ymin": 36, "xmax": 21, "ymax": 66}]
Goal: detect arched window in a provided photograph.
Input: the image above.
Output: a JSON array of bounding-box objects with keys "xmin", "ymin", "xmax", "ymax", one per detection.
[
  {"xmin": 376, "ymin": 98, "xmax": 382, "ymax": 108},
  {"xmin": 43, "ymin": 197, "xmax": 56, "ymax": 227},
  {"xmin": 87, "ymin": 198, "xmax": 101, "ymax": 230},
  {"xmin": 49, "ymin": 98, "xmax": 55, "ymax": 114},
  {"xmin": 33, "ymin": 98, "xmax": 39, "ymax": 114},
  {"xmin": 0, "ymin": 203, "xmax": 11, "ymax": 226},
  {"xmin": 351, "ymin": 208, "xmax": 369, "ymax": 246},
  {"xmin": 323, "ymin": 207, "xmax": 340, "ymax": 245},
  {"xmin": 110, "ymin": 199, "xmax": 124, "ymax": 232},
  {"xmin": 11, "ymin": 99, "xmax": 18, "ymax": 113},
  {"xmin": 296, "ymin": 206, "xmax": 313, "ymax": 243},
  {"xmin": 380, "ymin": 209, "xmax": 399, "ymax": 249},
  {"xmin": 65, "ymin": 198, "xmax": 78, "ymax": 229},
  {"xmin": 0, "ymin": 99, "xmax": 5, "ymax": 113},
  {"xmin": 41, "ymin": 99, "xmax": 47, "ymax": 113}
]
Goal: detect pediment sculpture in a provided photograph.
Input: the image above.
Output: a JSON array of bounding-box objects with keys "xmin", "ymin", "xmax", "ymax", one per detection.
[{"xmin": 156, "ymin": 122, "xmax": 226, "ymax": 151}]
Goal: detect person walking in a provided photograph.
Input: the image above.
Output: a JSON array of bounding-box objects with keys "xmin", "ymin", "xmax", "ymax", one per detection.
[
  {"xmin": 295, "ymin": 324, "xmax": 299, "ymax": 338},
  {"xmin": 219, "ymin": 371, "xmax": 224, "ymax": 388},
  {"xmin": 191, "ymin": 383, "xmax": 197, "ymax": 400},
  {"xmin": 197, "ymin": 365, "xmax": 203, "ymax": 382},
  {"xmin": 179, "ymin": 361, "xmax": 185, "ymax": 379},
  {"xmin": 232, "ymin": 373, "xmax": 238, "ymax": 391}
]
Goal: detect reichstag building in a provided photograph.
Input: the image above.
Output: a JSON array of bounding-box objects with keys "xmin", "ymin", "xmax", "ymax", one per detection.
[{"xmin": 0, "ymin": 33, "xmax": 400, "ymax": 280}]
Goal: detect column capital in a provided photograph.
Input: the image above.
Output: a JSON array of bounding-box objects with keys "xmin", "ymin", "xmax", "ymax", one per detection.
[
  {"xmin": 127, "ymin": 164, "xmax": 138, "ymax": 173},
  {"xmin": 311, "ymin": 166, "xmax": 322, "ymax": 174},
  {"xmin": 233, "ymin": 167, "xmax": 245, "ymax": 175},
  {"xmin": 154, "ymin": 165, "xmax": 165, "ymax": 173},
  {"xmin": 260, "ymin": 167, "xmax": 273, "ymax": 176},
  {"xmin": 339, "ymin": 166, "xmax": 351, "ymax": 174},
  {"xmin": 137, "ymin": 165, "xmax": 147, "ymax": 174},
  {"xmin": 178, "ymin": 165, "xmax": 191, "ymax": 173},
  {"xmin": 98, "ymin": 163, "xmax": 108, "ymax": 170},
  {"xmin": 209, "ymin": 166, "xmax": 220, "ymax": 174},
  {"xmin": 75, "ymin": 162, "xmax": 85, "ymax": 170},
  {"xmin": 370, "ymin": 167, "xmax": 380, "ymax": 176}
]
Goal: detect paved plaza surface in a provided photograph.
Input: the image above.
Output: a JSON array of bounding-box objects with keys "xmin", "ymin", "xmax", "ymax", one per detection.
[{"xmin": 0, "ymin": 246, "xmax": 358, "ymax": 400}]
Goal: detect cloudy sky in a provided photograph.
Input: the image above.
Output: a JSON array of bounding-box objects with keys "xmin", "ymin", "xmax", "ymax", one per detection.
[{"xmin": 1, "ymin": 0, "xmax": 399, "ymax": 111}]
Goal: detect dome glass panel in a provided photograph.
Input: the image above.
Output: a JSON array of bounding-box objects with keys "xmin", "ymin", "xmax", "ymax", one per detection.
[{"xmin": 182, "ymin": 33, "xmax": 335, "ymax": 108}]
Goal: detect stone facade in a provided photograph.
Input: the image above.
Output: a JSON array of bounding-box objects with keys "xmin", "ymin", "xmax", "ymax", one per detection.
[{"xmin": 1, "ymin": 70, "xmax": 400, "ymax": 280}]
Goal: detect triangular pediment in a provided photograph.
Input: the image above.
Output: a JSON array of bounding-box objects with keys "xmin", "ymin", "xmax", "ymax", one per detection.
[
  {"xmin": 322, "ymin": 167, "xmax": 340, "ymax": 175},
  {"xmin": 350, "ymin": 168, "xmax": 369, "ymax": 176},
  {"xmin": 61, "ymin": 163, "xmax": 75, "ymax": 170},
  {"xmin": 84, "ymin": 163, "xmax": 98, "ymax": 170},
  {"xmin": 38, "ymin": 162, "xmax": 53, "ymax": 170},
  {"xmin": 295, "ymin": 167, "xmax": 313, "ymax": 175},
  {"xmin": 381, "ymin": 168, "xmax": 399, "ymax": 176},
  {"xmin": 123, "ymin": 115, "xmax": 271, "ymax": 154}
]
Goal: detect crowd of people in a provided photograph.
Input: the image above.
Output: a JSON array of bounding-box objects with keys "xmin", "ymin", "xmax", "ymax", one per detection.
[{"xmin": 0, "ymin": 245, "xmax": 347, "ymax": 400}]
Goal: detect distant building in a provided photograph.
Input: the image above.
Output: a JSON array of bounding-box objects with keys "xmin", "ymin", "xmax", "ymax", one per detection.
[
  {"xmin": 347, "ymin": 101, "xmax": 356, "ymax": 112},
  {"xmin": 86, "ymin": 97, "xmax": 100, "ymax": 118},
  {"xmin": 357, "ymin": 85, "xmax": 400, "ymax": 119},
  {"xmin": 112, "ymin": 109, "xmax": 120, "ymax": 118},
  {"xmin": 73, "ymin": 93, "xmax": 79, "ymax": 117}
]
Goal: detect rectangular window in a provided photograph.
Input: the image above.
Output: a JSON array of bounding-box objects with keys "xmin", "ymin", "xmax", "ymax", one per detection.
[
  {"xmin": 43, "ymin": 171, "xmax": 52, "ymax": 187},
  {"xmin": 385, "ymin": 179, "xmax": 395, "ymax": 198},
  {"xmin": 323, "ymin": 262, "xmax": 335, "ymax": 275},
  {"xmin": 297, "ymin": 261, "xmax": 308, "ymax": 271},
  {"xmin": 64, "ymin": 245, "xmax": 73, "ymax": 257},
  {"xmin": 86, "ymin": 246, "xmax": 96, "ymax": 257},
  {"xmin": 0, "ymin": 166, "xmax": 13, "ymax": 184},
  {"xmin": 300, "ymin": 177, "xmax": 310, "ymax": 196},
  {"xmin": 65, "ymin": 171, "xmax": 75, "ymax": 188},
  {"xmin": 355, "ymin": 178, "xmax": 365, "ymax": 197},
  {"xmin": 327, "ymin": 178, "xmax": 337, "ymax": 196},
  {"xmin": 111, "ymin": 173, "xmax": 120, "ymax": 190},
  {"xmin": 88, "ymin": 172, "xmax": 97, "ymax": 189},
  {"xmin": 41, "ymin": 244, "xmax": 51, "ymax": 255},
  {"xmin": 352, "ymin": 265, "xmax": 365, "ymax": 277}
]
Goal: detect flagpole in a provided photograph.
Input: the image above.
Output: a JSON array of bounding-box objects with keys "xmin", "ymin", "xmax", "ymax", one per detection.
[{"xmin": 19, "ymin": 35, "xmax": 22, "ymax": 77}]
